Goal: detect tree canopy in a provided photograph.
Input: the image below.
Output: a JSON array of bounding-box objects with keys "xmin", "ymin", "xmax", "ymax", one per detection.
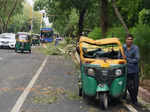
[{"xmin": 0, "ymin": 0, "xmax": 25, "ymax": 33}]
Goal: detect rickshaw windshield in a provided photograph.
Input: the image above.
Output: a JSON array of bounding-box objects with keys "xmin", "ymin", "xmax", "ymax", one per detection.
[
  {"xmin": 33, "ymin": 35, "xmax": 39, "ymax": 39},
  {"xmin": 18, "ymin": 34, "xmax": 28, "ymax": 41},
  {"xmin": 81, "ymin": 42, "xmax": 122, "ymax": 59}
]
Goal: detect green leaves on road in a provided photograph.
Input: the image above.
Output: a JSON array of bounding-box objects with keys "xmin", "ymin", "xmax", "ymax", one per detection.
[{"xmin": 32, "ymin": 87, "xmax": 81, "ymax": 104}]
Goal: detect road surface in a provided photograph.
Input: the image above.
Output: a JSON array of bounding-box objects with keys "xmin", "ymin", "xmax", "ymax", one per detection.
[{"xmin": 0, "ymin": 48, "xmax": 149, "ymax": 112}]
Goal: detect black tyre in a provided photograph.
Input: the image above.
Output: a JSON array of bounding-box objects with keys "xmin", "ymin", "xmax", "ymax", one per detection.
[
  {"xmin": 29, "ymin": 49, "xmax": 31, "ymax": 53},
  {"xmin": 21, "ymin": 50, "xmax": 24, "ymax": 53},
  {"xmin": 79, "ymin": 88, "xmax": 82, "ymax": 96},
  {"xmin": 15, "ymin": 48, "xmax": 17, "ymax": 53},
  {"xmin": 100, "ymin": 93, "xmax": 108, "ymax": 110}
]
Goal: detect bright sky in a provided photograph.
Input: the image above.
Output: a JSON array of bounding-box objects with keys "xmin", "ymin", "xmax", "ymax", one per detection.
[{"xmin": 26, "ymin": 0, "xmax": 34, "ymax": 6}]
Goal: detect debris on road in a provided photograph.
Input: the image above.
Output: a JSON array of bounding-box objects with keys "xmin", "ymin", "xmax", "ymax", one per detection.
[{"xmin": 31, "ymin": 86, "xmax": 81, "ymax": 105}]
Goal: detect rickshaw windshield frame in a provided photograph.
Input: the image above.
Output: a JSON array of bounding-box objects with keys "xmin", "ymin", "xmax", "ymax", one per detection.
[
  {"xmin": 81, "ymin": 42, "xmax": 122, "ymax": 59},
  {"xmin": 79, "ymin": 36, "xmax": 125, "ymax": 62}
]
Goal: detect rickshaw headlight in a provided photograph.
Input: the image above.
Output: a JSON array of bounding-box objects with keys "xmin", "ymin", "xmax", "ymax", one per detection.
[
  {"xmin": 115, "ymin": 69, "xmax": 122, "ymax": 76},
  {"xmin": 87, "ymin": 68, "xmax": 95, "ymax": 76}
]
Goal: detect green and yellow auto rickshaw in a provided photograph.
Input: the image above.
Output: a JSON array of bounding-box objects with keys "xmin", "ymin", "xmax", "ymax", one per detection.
[
  {"xmin": 31, "ymin": 34, "xmax": 40, "ymax": 46},
  {"xmin": 15, "ymin": 32, "xmax": 31, "ymax": 53},
  {"xmin": 78, "ymin": 36, "xmax": 127, "ymax": 109}
]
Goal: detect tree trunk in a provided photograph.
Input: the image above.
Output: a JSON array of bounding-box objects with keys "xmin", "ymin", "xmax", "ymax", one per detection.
[
  {"xmin": 0, "ymin": 15, "xmax": 4, "ymax": 33},
  {"xmin": 100, "ymin": 0, "xmax": 108, "ymax": 38},
  {"xmin": 112, "ymin": 0, "xmax": 129, "ymax": 34},
  {"xmin": 4, "ymin": 0, "xmax": 18, "ymax": 32},
  {"xmin": 77, "ymin": 8, "xmax": 87, "ymax": 42}
]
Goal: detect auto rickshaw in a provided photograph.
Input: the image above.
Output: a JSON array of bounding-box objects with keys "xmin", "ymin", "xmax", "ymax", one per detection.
[
  {"xmin": 31, "ymin": 34, "xmax": 40, "ymax": 46},
  {"xmin": 78, "ymin": 36, "xmax": 127, "ymax": 109},
  {"xmin": 15, "ymin": 32, "xmax": 31, "ymax": 53}
]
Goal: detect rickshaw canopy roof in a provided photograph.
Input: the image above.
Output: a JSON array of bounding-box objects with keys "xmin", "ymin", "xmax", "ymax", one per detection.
[
  {"xmin": 79, "ymin": 36, "xmax": 126, "ymax": 65},
  {"xmin": 17, "ymin": 32, "xmax": 31, "ymax": 36},
  {"xmin": 79, "ymin": 36, "xmax": 122, "ymax": 46}
]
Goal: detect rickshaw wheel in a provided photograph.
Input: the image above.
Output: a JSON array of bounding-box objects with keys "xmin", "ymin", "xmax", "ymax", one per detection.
[
  {"xmin": 79, "ymin": 88, "xmax": 82, "ymax": 96},
  {"xmin": 82, "ymin": 89, "xmax": 88, "ymax": 99},
  {"xmin": 15, "ymin": 48, "xmax": 17, "ymax": 53},
  {"xmin": 100, "ymin": 93, "xmax": 108, "ymax": 110},
  {"xmin": 21, "ymin": 50, "xmax": 24, "ymax": 53},
  {"xmin": 29, "ymin": 49, "xmax": 31, "ymax": 53}
]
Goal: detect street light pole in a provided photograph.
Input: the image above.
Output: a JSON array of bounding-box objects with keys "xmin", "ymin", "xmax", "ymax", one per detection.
[
  {"xmin": 31, "ymin": 6, "xmax": 33, "ymax": 34},
  {"xmin": 29, "ymin": 3, "xmax": 34, "ymax": 34}
]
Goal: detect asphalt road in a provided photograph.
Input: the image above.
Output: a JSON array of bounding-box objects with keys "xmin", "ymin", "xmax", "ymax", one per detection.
[
  {"xmin": 0, "ymin": 48, "xmax": 45, "ymax": 112},
  {"xmin": 0, "ymin": 48, "xmax": 149, "ymax": 112}
]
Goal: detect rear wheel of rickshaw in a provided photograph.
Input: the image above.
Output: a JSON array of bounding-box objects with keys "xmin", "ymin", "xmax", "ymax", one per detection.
[
  {"xmin": 79, "ymin": 88, "xmax": 82, "ymax": 96},
  {"xmin": 78, "ymin": 87, "xmax": 86, "ymax": 98},
  {"xmin": 79, "ymin": 87, "xmax": 87, "ymax": 99},
  {"xmin": 21, "ymin": 50, "xmax": 24, "ymax": 53},
  {"xmin": 100, "ymin": 93, "xmax": 108, "ymax": 110},
  {"xmin": 29, "ymin": 49, "xmax": 31, "ymax": 53},
  {"xmin": 15, "ymin": 48, "xmax": 17, "ymax": 53}
]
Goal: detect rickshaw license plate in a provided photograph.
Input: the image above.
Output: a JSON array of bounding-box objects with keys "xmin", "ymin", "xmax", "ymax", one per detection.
[{"xmin": 98, "ymin": 84, "xmax": 104, "ymax": 87}]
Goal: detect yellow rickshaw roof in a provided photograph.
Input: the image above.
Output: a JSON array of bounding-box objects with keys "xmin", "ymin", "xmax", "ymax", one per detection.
[
  {"xmin": 17, "ymin": 32, "xmax": 30, "ymax": 35},
  {"xmin": 79, "ymin": 36, "xmax": 121, "ymax": 45}
]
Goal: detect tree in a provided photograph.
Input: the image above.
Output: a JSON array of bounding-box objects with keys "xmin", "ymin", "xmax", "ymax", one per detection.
[
  {"xmin": 100, "ymin": 0, "xmax": 109, "ymax": 38},
  {"xmin": 111, "ymin": 0, "xmax": 129, "ymax": 34},
  {"xmin": 7, "ymin": 2, "xmax": 41, "ymax": 33},
  {"xmin": 143, "ymin": 0, "xmax": 150, "ymax": 9},
  {"xmin": 114, "ymin": 0, "xmax": 142, "ymax": 27},
  {"xmin": 0, "ymin": 0, "xmax": 24, "ymax": 33},
  {"xmin": 34, "ymin": 0, "xmax": 95, "ymax": 41}
]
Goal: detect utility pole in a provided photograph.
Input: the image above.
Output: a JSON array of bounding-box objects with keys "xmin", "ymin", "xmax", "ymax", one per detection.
[
  {"xmin": 29, "ymin": 3, "xmax": 34, "ymax": 34},
  {"xmin": 40, "ymin": 11, "xmax": 45, "ymax": 28},
  {"xmin": 30, "ymin": 6, "xmax": 33, "ymax": 34}
]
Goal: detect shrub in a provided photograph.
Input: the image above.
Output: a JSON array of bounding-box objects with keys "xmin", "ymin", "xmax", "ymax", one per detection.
[
  {"xmin": 88, "ymin": 27, "xmax": 102, "ymax": 40},
  {"xmin": 130, "ymin": 24, "xmax": 150, "ymax": 62},
  {"xmin": 107, "ymin": 26, "xmax": 126, "ymax": 43},
  {"xmin": 65, "ymin": 37, "xmax": 72, "ymax": 44},
  {"xmin": 138, "ymin": 9, "xmax": 150, "ymax": 25},
  {"xmin": 130, "ymin": 24, "xmax": 150, "ymax": 79}
]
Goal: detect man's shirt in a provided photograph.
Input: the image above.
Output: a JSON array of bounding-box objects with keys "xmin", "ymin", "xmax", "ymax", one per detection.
[{"xmin": 123, "ymin": 44, "xmax": 140, "ymax": 74}]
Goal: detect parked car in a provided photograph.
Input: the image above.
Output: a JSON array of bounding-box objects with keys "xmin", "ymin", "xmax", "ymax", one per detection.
[{"xmin": 0, "ymin": 33, "xmax": 16, "ymax": 49}]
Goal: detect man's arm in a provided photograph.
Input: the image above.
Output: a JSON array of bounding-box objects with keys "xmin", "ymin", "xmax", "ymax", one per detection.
[{"xmin": 127, "ymin": 46, "xmax": 140, "ymax": 64}]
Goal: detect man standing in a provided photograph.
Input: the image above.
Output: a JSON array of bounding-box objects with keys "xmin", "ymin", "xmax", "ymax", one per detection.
[{"xmin": 123, "ymin": 34, "xmax": 140, "ymax": 106}]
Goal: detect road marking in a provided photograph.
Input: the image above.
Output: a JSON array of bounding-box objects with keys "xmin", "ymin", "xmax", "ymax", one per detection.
[
  {"xmin": 123, "ymin": 102, "xmax": 138, "ymax": 112},
  {"xmin": 10, "ymin": 56, "xmax": 49, "ymax": 112}
]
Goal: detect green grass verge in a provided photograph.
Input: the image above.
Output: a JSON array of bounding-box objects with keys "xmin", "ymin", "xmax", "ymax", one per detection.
[{"xmin": 37, "ymin": 41, "xmax": 67, "ymax": 55}]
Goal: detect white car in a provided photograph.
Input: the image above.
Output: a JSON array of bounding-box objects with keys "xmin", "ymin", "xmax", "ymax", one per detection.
[{"xmin": 0, "ymin": 33, "xmax": 16, "ymax": 49}]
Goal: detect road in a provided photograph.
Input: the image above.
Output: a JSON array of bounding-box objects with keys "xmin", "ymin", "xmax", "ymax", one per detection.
[{"xmin": 0, "ymin": 48, "xmax": 149, "ymax": 112}]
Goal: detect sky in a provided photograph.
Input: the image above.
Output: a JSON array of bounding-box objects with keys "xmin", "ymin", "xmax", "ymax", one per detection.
[{"xmin": 26, "ymin": 0, "xmax": 34, "ymax": 6}]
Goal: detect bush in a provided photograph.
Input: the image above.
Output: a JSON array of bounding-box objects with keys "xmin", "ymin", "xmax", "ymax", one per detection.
[
  {"xmin": 65, "ymin": 37, "xmax": 72, "ymax": 44},
  {"xmin": 88, "ymin": 27, "xmax": 102, "ymax": 40},
  {"xmin": 138, "ymin": 9, "xmax": 150, "ymax": 25},
  {"xmin": 130, "ymin": 24, "xmax": 150, "ymax": 62},
  {"xmin": 130, "ymin": 24, "xmax": 150, "ymax": 79},
  {"xmin": 107, "ymin": 26, "xmax": 126, "ymax": 43}
]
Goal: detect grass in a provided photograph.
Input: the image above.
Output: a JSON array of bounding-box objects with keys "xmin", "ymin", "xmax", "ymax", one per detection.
[
  {"xmin": 66, "ymin": 90, "xmax": 82, "ymax": 101},
  {"xmin": 33, "ymin": 95, "xmax": 58, "ymax": 104},
  {"xmin": 37, "ymin": 41, "xmax": 67, "ymax": 55},
  {"xmin": 87, "ymin": 107, "xmax": 99, "ymax": 112},
  {"xmin": 32, "ymin": 87, "xmax": 66, "ymax": 104}
]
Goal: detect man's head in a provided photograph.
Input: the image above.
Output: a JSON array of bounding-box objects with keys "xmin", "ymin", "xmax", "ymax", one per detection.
[{"xmin": 126, "ymin": 34, "xmax": 134, "ymax": 47}]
